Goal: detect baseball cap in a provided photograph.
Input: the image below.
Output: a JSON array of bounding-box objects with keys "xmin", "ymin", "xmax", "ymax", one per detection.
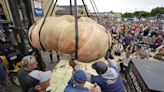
[
  {"xmin": 92, "ymin": 61, "xmax": 107, "ymax": 74},
  {"xmin": 29, "ymin": 70, "xmax": 51, "ymax": 83},
  {"xmin": 22, "ymin": 55, "xmax": 32, "ymax": 66},
  {"xmin": 73, "ymin": 70, "xmax": 87, "ymax": 83}
]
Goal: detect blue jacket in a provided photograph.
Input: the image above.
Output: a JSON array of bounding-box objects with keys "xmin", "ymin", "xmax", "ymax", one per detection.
[
  {"xmin": 64, "ymin": 78, "xmax": 89, "ymax": 92},
  {"xmin": 90, "ymin": 66, "xmax": 125, "ymax": 92},
  {"xmin": 75, "ymin": 64, "xmax": 125, "ymax": 92}
]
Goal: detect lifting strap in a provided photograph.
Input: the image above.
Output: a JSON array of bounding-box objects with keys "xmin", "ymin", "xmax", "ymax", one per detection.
[
  {"xmin": 38, "ymin": 0, "xmax": 58, "ymax": 51},
  {"xmin": 70, "ymin": 0, "xmax": 73, "ymax": 15},
  {"xmin": 50, "ymin": 0, "xmax": 58, "ymax": 16},
  {"xmin": 73, "ymin": 0, "xmax": 91, "ymax": 60},
  {"xmin": 74, "ymin": 0, "xmax": 79, "ymax": 60},
  {"xmin": 29, "ymin": 23, "xmax": 36, "ymax": 45},
  {"xmin": 82, "ymin": 0, "xmax": 89, "ymax": 17}
]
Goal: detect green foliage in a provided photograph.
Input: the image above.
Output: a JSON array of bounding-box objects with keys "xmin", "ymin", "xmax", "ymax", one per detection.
[
  {"xmin": 121, "ymin": 7, "xmax": 164, "ymax": 18},
  {"xmin": 134, "ymin": 11, "xmax": 150, "ymax": 18},
  {"xmin": 122, "ymin": 12, "xmax": 134, "ymax": 18},
  {"xmin": 151, "ymin": 7, "xmax": 164, "ymax": 16}
]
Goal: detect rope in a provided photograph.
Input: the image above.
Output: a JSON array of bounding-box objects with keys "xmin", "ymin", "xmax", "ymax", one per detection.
[
  {"xmin": 90, "ymin": 0, "xmax": 111, "ymax": 58},
  {"xmin": 89, "ymin": 0, "xmax": 101, "ymax": 24},
  {"xmin": 91, "ymin": 0, "xmax": 99, "ymax": 15},
  {"xmin": 82, "ymin": 0, "xmax": 89, "ymax": 17},
  {"xmin": 50, "ymin": 0, "xmax": 58, "ymax": 16}
]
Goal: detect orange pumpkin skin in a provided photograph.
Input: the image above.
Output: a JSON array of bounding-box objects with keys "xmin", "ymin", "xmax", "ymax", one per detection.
[{"xmin": 29, "ymin": 15, "xmax": 111, "ymax": 63}]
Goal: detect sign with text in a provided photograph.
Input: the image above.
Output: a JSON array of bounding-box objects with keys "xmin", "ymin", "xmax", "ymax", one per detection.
[{"xmin": 34, "ymin": 0, "xmax": 44, "ymax": 16}]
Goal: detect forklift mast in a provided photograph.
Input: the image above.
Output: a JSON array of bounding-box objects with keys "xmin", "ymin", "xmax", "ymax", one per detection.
[
  {"xmin": 7, "ymin": 0, "xmax": 45, "ymax": 70},
  {"xmin": 8, "ymin": 0, "xmax": 26, "ymax": 55},
  {"xmin": 7, "ymin": 0, "xmax": 35, "ymax": 55},
  {"xmin": 8, "ymin": 0, "xmax": 34, "ymax": 28}
]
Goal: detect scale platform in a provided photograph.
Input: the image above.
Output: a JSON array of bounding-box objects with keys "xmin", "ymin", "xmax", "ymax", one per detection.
[{"xmin": 125, "ymin": 59, "xmax": 164, "ymax": 92}]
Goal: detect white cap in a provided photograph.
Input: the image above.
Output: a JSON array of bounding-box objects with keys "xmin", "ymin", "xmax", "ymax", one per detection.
[
  {"xmin": 29, "ymin": 70, "xmax": 51, "ymax": 83},
  {"xmin": 22, "ymin": 55, "xmax": 32, "ymax": 66}
]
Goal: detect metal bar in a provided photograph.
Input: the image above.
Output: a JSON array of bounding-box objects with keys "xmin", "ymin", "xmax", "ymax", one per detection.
[
  {"xmin": 8, "ymin": 0, "xmax": 27, "ymax": 55},
  {"xmin": 8, "ymin": 0, "xmax": 22, "ymax": 27},
  {"xmin": 4, "ymin": 0, "xmax": 12, "ymax": 21},
  {"xmin": 18, "ymin": 0, "xmax": 28, "ymax": 28},
  {"xmin": 23, "ymin": 0, "xmax": 34, "ymax": 27},
  {"xmin": 74, "ymin": 0, "xmax": 78, "ymax": 59}
]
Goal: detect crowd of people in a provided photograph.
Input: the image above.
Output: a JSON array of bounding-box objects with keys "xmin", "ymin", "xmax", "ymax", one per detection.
[
  {"xmin": 90, "ymin": 15, "xmax": 164, "ymax": 60},
  {"xmin": 0, "ymin": 15, "xmax": 164, "ymax": 92},
  {"xmin": 109, "ymin": 20, "xmax": 163, "ymax": 59}
]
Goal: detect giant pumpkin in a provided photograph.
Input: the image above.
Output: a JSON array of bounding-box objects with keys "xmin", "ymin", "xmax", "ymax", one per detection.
[{"xmin": 28, "ymin": 15, "xmax": 111, "ymax": 63}]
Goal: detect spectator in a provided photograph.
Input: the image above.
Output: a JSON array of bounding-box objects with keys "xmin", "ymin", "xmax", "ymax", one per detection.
[
  {"xmin": 17, "ymin": 55, "xmax": 51, "ymax": 92},
  {"xmin": 143, "ymin": 44, "xmax": 151, "ymax": 59},
  {"xmin": 64, "ymin": 70, "xmax": 101, "ymax": 92},
  {"xmin": 118, "ymin": 51, "xmax": 132, "ymax": 72},
  {"xmin": 122, "ymin": 33, "xmax": 132, "ymax": 49},
  {"xmin": 155, "ymin": 35, "xmax": 163, "ymax": 47},
  {"xmin": 69, "ymin": 60, "xmax": 125, "ymax": 92}
]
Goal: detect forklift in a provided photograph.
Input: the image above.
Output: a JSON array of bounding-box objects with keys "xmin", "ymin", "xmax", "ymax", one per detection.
[
  {"xmin": 0, "ymin": 20, "xmax": 34, "ymax": 86},
  {"xmin": 0, "ymin": 0, "xmax": 45, "ymax": 86}
]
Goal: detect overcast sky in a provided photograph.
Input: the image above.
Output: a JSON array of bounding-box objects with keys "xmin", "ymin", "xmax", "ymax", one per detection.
[{"xmin": 57, "ymin": 0, "xmax": 164, "ymax": 13}]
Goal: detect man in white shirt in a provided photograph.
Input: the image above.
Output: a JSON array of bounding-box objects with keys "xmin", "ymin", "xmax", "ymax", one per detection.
[{"xmin": 118, "ymin": 51, "xmax": 132, "ymax": 73}]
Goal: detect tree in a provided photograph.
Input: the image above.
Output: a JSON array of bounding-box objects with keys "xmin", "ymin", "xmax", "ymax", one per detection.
[
  {"xmin": 151, "ymin": 7, "xmax": 164, "ymax": 16},
  {"xmin": 133, "ymin": 11, "xmax": 141, "ymax": 17},
  {"xmin": 134, "ymin": 11, "xmax": 150, "ymax": 18},
  {"xmin": 122, "ymin": 12, "xmax": 134, "ymax": 18},
  {"xmin": 141, "ymin": 12, "xmax": 150, "ymax": 17}
]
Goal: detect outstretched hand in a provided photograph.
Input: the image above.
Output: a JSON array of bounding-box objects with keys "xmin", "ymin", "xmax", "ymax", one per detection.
[
  {"xmin": 35, "ymin": 80, "xmax": 50, "ymax": 91},
  {"xmin": 69, "ymin": 60, "xmax": 76, "ymax": 68},
  {"xmin": 90, "ymin": 83, "xmax": 102, "ymax": 92}
]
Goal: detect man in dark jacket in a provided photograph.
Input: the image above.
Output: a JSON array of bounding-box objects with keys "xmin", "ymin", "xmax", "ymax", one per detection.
[
  {"xmin": 17, "ymin": 55, "xmax": 51, "ymax": 92},
  {"xmin": 70, "ymin": 60, "xmax": 125, "ymax": 92},
  {"xmin": 17, "ymin": 55, "xmax": 39, "ymax": 92}
]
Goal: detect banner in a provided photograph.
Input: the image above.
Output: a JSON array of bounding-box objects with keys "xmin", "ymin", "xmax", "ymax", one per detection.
[{"xmin": 34, "ymin": 0, "xmax": 44, "ymax": 16}]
